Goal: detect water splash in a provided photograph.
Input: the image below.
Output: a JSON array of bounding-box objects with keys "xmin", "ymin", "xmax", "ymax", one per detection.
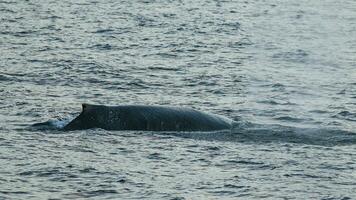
[{"xmin": 31, "ymin": 116, "xmax": 74, "ymax": 130}]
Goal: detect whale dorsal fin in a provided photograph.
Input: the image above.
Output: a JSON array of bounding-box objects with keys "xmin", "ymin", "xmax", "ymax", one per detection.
[{"xmin": 82, "ymin": 103, "xmax": 95, "ymax": 113}]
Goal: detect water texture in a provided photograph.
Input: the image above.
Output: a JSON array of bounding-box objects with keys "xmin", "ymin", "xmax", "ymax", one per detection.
[{"xmin": 1, "ymin": 0, "xmax": 356, "ymax": 199}]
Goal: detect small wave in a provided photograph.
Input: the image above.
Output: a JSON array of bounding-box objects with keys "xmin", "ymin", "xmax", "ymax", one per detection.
[
  {"xmin": 147, "ymin": 66, "xmax": 181, "ymax": 71},
  {"xmin": 333, "ymin": 111, "xmax": 356, "ymax": 122},
  {"xmin": 90, "ymin": 43, "xmax": 113, "ymax": 50},
  {"xmin": 257, "ymin": 99, "xmax": 296, "ymax": 105},
  {"xmin": 272, "ymin": 49, "xmax": 309, "ymax": 63},
  {"xmin": 93, "ymin": 29, "xmax": 114, "ymax": 33},
  {"xmin": 273, "ymin": 116, "xmax": 306, "ymax": 123},
  {"xmin": 64, "ymin": 189, "xmax": 118, "ymax": 199},
  {"xmin": 0, "ymin": 74, "xmax": 13, "ymax": 82}
]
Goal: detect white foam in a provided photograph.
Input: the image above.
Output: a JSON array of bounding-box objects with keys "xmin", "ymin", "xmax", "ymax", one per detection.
[{"xmin": 51, "ymin": 116, "xmax": 75, "ymax": 129}]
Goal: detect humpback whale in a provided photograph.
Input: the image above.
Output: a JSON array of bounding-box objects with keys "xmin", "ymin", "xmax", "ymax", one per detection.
[{"xmin": 63, "ymin": 104, "xmax": 233, "ymax": 131}]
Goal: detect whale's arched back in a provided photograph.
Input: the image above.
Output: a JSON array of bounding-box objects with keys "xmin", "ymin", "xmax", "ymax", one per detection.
[{"xmin": 63, "ymin": 104, "xmax": 233, "ymax": 132}]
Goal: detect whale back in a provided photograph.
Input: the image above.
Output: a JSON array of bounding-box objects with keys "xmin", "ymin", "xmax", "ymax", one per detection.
[
  {"xmin": 64, "ymin": 104, "xmax": 233, "ymax": 131},
  {"xmin": 63, "ymin": 104, "xmax": 106, "ymax": 130}
]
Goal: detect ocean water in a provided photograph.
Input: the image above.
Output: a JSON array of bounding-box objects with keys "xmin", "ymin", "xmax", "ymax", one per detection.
[{"xmin": 1, "ymin": 0, "xmax": 356, "ymax": 199}]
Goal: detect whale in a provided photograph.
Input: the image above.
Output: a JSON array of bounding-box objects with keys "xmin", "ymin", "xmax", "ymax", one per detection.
[{"xmin": 63, "ymin": 104, "xmax": 233, "ymax": 131}]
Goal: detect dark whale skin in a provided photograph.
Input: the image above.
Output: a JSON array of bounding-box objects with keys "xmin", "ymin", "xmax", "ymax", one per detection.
[{"xmin": 63, "ymin": 104, "xmax": 233, "ymax": 132}]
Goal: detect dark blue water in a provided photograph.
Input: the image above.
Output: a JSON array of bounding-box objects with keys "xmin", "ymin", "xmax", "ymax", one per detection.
[{"xmin": 1, "ymin": 0, "xmax": 356, "ymax": 199}]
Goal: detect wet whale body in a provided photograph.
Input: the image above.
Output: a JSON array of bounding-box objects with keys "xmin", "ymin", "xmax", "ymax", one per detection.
[{"xmin": 63, "ymin": 104, "xmax": 233, "ymax": 131}]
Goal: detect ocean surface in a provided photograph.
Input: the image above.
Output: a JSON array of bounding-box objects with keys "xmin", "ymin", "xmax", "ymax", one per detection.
[{"xmin": 1, "ymin": 0, "xmax": 356, "ymax": 199}]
